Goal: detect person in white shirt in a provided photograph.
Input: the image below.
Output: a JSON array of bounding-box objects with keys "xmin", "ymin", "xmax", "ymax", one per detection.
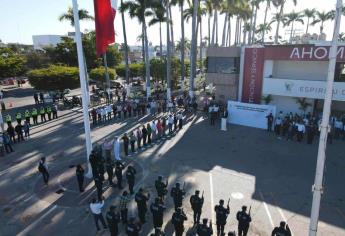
[
  {"xmin": 90, "ymin": 198, "xmax": 107, "ymax": 231},
  {"xmin": 296, "ymin": 121, "xmax": 305, "ymax": 142},
  {"xmin": 274, "ymin": 117, "xmax": 282, "ymax": 136},
  {"xmin": 168, "ymin": 114, "xmax": 174, "ymax": 134},
  {"xmin": 151, "ymin": 121, "xmax": 157, "ymax": 142},
  {"xmin": 113, "ymin": 136, "xmax": 121, "ymax": 161}
]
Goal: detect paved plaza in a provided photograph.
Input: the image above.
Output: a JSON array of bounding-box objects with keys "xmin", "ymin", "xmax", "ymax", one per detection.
[{"xmin": 0, "ymin": 87, "xmax": 345, "ymax": 236}]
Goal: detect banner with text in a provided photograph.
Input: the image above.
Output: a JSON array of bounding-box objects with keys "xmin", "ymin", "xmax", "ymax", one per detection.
[
  {"xmin": 242, "ymin": 48, "xmax": 265, "ymax": 104},
  {"xmin": 227, "ymin": 101, "xmax": 276, "ymax": 129},
  {"xmin": 262, "ymin": 78, "xmax": 345, "ymax": 101}
]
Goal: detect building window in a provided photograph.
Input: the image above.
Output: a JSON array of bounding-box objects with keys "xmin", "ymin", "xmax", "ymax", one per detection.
[
  {"xmin": 335, "ymin": 63, "xmax": 345, "ymax": 82},
  {"xmin": 207, "ymin": 57, "xmax": 240, "ymax": 74}
]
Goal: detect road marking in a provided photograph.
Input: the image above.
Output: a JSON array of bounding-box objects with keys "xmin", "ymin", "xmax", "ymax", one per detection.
[
  {"xmin": 259, "ymin": 191, "xmax": 274, "ymax": 228},
  {"xmin": 209, "ymin": 172, "xmax": 214, "ymax": 223},
  {"xmin": 17, "ymin": 205, "xmax": 57, "ymax": 236},
  {"xmin": 269, "ymin": 192, "xmax": 294, "ymax": 236}
]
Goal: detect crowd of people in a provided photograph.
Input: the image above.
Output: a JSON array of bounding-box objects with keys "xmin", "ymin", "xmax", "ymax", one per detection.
[
  {"xmin": 0, "ymin": 97, "xmax": 59, "ymax": 156},
  {"xmin": 266, "ymin": 111, "xmax": 345, "ymax": 144}
]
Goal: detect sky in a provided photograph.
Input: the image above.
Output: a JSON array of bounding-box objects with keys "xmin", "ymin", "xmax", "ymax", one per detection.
[{"xmin": 0, "ymin": 0, "xmax": 342, "ymax": 46}]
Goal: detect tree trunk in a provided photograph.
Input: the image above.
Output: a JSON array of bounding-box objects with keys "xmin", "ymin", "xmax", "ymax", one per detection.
[
  {"xmin": 180, "ymin": 3, "xmax": 185, "ymax": 88},
  {"xmin": 289, "ymin": 21, "xmax": 294, "ymax": 43},
  {"xmin": 194, "ymin": 18, "xmax": 199, "ymax": 79},
  {"xmin": 169, "ymin": 4, "xmax": 175, "ymax": 55},
  {"xmin": 215, "ymin": 10, "xmax": 219, "ymax": 45},
  {"xmin": 208, "ymin": 15, "xmax": 211, "ymax": 46},
  {"xmin": 221, "ymin": 13, "xmax": 228, "ymax": 46},
  {"xmin": 262, "ymin": 1, "xmax": 269, "ymax": 43},
  {"xmin": 306, "ymin": 17, "xmax": 310, "ymax": 34},
  {"xmin": 141, "ymin": 25, "xmax": 145, "ymax": 82},
  {"xmin": 159, "ymin": 22, "xmax": 163, "ymax": 59},
  {"xmin": 275, "ymin": 3, "xmax": 285, "ymax": 44},
  {"xmin": 143, "ymin": 19, "xmax": 151, "ymax": 98},
  {"xmin": 234, "ymin": 17, "xmax": 238, "ymax": 45},
  {"xmin": 226, "ymin": 15, "xmax": 231, "ymax": 46},
  {"xmin": 239, "ymin": 19, "xmax": 242, "ymax": 45},
  {"xmin": 200, "ymin": 17, "xmax": 203, "ymax": 71},
  {"xmin": 211, "ymin": 9, "xmax": 217, "ymax": 46},
  {"xmin": 252, "ymin": 6, "xmax": 258, "ymax": 44},
  {"xmin": 243, "ymin": 22, "xmax": 247, "ymax": 45},
  {"xmin": 189, "ymin": 0, "xmax": 198, "ymax": 97},
  {"xmin": 248, "ymin": 3, "xmax": 255, "ymax": 44},
  {"xmin": 121, "ymin": 0, "xmax": 130, "ymax": 89},
  {"xmin": 166, "ymin": 0, "xmax": 172, "ymax": 100}
]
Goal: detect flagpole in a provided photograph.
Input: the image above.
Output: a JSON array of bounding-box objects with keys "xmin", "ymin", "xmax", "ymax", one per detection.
[
  {"xmin": 103, "ymin": 53, "xmax": 111, "ymax": 102},
  {"xmin": 72, "ymin": 0, "xmax": 93, "ymax": 178},
  {"xmin": 309, "ymin": 0, "xmax": 342, "ymax": 235}
]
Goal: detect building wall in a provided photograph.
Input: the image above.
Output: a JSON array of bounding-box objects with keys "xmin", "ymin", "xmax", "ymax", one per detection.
[
  {"xmin": 268, "ymin": 95, "xmax": 314, "ymax": 115},
  {"xmin": 206, "ymin": 47, "xmax": 241, "ymax": 103},
  {"xmin": 32, "ymin": 35, "xmax": 65, "ymax": 50},
  {"xmin": 272, "ymin": 60, "xmax": 328, "ymax": 81}
]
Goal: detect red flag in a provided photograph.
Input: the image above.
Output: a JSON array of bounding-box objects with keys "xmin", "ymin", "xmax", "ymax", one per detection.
[{"xmin": 93, "ymin": 0, "xmax": 117, "ymax": 56}]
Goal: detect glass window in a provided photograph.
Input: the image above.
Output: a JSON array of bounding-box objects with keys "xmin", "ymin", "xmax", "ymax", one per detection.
[
  {"xmin": 335, "ymin": 63, "xmax": 345, "ymax": 82},
  {"xmin": 207, "ymin": 57, "xmax": 239, "ymax": 74}
]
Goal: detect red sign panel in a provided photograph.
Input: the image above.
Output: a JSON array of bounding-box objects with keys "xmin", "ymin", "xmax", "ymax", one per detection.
[
  {"xmin": 264, "ymin": 45, "xmax": 345, "ymax": 62},
  {"xmin": 242, "ymin": 48, "xmax": 265, "ymax": 104}
]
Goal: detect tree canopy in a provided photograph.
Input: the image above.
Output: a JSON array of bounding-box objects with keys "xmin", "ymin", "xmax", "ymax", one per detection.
[{"xmin": 27, "ymin": 65, "xmax": 79, "ymax": 91}]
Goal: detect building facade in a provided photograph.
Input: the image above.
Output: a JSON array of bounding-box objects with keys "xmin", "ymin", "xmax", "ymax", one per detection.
[
  {"xmin": 241, "ymin": 45, "xmax": 345, "ymax": 115},
  {"xmin": 206, "ymin": 47, "xmax": 241, "ymax": 103}
]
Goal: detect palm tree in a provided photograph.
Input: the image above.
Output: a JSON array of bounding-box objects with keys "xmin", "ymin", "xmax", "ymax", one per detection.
[
  {"xmin": 58, "ymin": 7, "xmax": 94, "ymax": 26},
  {"xmin": 119, "ymin": 0, "xmax": 130, "ymax": 92},
  {"xmin": 262, "ymin": 0, "xmax": 271, "ymax": 43},
  {"xmin": 148, "ymin": 2, "xmax": 167, "ymax": 59},
  {"xmin": 272, "ymin": 0, "xmax": 297, "ymax": 44},
  {"xmin": 311, "ymin": 11, "xmax": 332, "ymax": 37},
  {"xmin": 236, "ymin": 2, "xmax": 252, "ymax": 45},
  {"xmin": 211, "ymin": 0, "xmax": 222, "ymax": 46},
  {"xmin": 189, "ymin": 0, "xmax": 199, "ymax": 97},
  {"xmin": 171, "ymin": 0, "xmax": 186, "ymax": 87},
  {"xmin": 339, "ymin": 32, "xmax": 345, "ymax": 42},
  {"xmin": 303, "ymin": 8, "xmax": 316, "ymax": 34},
  {"xmin": 184, "ymin": 1, "xmax": 205, "ymax": 75},
  {"xmin": 284, "ymin": 11, "xmax": 304, "ymax": 43},
  {"xmin": 243, "ymin": 22, "xmax": 251, "ymax": 44},
  {"xmin": 256, "ymin": 23, "xmax": 272, "ymax": 43},
  {"xmin": 270, "ymin": 12, "xmax": 286, "ymax": 44},
  {"xmin": 121, "ymin": 0, "xmax": 153, "ymax": 98},
  {"xmin": 204, "ymin": 0, "xmax": 213, "ymax": 46},
  {"xmin": 250, "ymin": 0, "xmax": 263, "ymax": 44}
]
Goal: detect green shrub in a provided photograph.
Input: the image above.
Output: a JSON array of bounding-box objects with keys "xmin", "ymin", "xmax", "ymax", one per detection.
[
  {"xmin": 89, "ymin": 66, "xmax": 116, "ymax": 83},
  {"xmin": 27, "ymin": 65, "xmax": 79, "ymax": 91}
]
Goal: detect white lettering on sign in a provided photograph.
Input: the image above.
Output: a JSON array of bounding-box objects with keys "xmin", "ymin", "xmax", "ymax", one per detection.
[
  {"xmin": 289, "ymin": 46, "xmax": 345, "ymax": 60},
  {"xmin": 263, "ymin": 78, "xmax": 345, "ymax": 101},
  {"xmin": 249, "ymin": 49, "xmax": 258, "ymax": 103}
]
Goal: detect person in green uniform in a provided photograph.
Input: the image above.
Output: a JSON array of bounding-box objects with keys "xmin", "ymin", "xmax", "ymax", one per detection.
[
  {"xmin": 40, "ymin": 107, "xmax": 46, "ymax": 123},
  {"xmin": 16, "ymin": 112, "xmax": 22, "ymax": 124},
  {"xmin": 46, "ymin": 106, "xmax": 52, "ymax": 121},
  {"xmin": 5, "ymin": 114, "xmax": 12, "ymax": 127},
  {"xmin": 32, "ymin": 108, "xmax": 38, "ymax": 125},
  {"xmin": 24, "ymin": 109, "xmax": 31, "ymax": 124}
]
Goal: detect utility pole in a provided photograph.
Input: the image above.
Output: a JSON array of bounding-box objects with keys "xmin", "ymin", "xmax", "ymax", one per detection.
[
  {"xmin": 309, "ymin": 0, "xmax": 342, "ymax": 235},
  {"xmin": 166, "ymin": 0, "xmax": 171, "ymax": 101}
]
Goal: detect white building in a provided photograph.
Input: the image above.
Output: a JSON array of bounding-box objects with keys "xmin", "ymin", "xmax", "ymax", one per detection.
[
  {"xmin": 32, "ymin": 35, "xmax": 65, "ymax": 50},
  {"xmin": 240, "ymin": 44, "xmax": 345, "ymax": 116}
]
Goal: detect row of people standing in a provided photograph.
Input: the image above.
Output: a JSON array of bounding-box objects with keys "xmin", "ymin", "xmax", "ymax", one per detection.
[{"xmin": 5, "ymin": 104, "xmax": 58, "ymax": 128}]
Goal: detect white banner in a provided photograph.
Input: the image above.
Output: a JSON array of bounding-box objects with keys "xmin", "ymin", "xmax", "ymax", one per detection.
[
  {"xmin": 227, "ymin": 101, "xmax": 276, "ymax": 129},
  {"xmin": 263, "ymin": 78, "xmax": 345, "ymax": 101}
]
